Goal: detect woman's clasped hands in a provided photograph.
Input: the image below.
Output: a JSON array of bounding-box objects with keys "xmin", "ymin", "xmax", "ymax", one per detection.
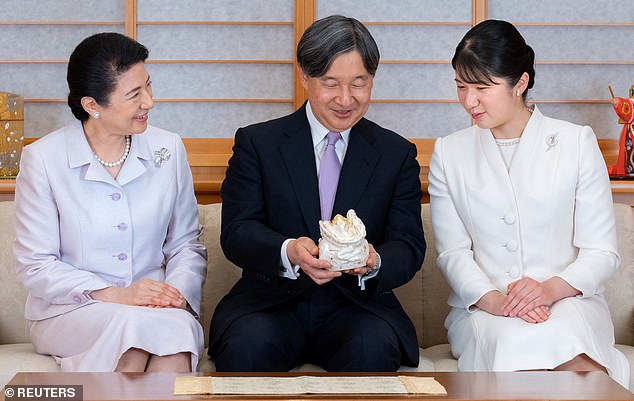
[
  {"xmin": 502, "ymin": 277, "xmax": 553, "ymax": 324},
  {"xmin": 478, "ymin": 276, "xmax": 580, "ymax": 324},
  {"xmin": 90, "ymin": 278, "xmax": 186, "ymax": 309}
]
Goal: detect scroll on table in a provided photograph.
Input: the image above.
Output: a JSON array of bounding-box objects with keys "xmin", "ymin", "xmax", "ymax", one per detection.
[{"xmin": 174, "ymin": 375, "xmax": 447, "ymax": 395}]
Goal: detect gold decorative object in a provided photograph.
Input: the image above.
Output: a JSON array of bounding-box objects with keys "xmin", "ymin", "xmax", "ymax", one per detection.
[{"xmin": 0, "ymin": 92, "xmax": 24, "ymax": 177}]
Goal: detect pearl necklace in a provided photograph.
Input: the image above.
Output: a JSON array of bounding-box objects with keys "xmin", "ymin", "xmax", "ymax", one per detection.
[
  {"xmin": 493, "ymin": 106, "xmax": 532, "ymax": 147},
  {"xmin": 495, "ymin": 137, "xmax": 521, "ymax": 147},
  {"xmin": 94, "ymin": 135, "xmax": 131, "ymax": 168}
]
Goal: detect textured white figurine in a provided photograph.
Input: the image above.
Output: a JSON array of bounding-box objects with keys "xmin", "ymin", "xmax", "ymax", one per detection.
[{"xmin": 318, "ymin": 209, "xmax": 369, "ymax": 271}]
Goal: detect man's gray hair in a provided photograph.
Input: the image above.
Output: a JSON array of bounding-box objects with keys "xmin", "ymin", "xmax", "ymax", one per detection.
[{"xmin": 297, "ymin": 15, "xmax": 380, "ymax": 78}]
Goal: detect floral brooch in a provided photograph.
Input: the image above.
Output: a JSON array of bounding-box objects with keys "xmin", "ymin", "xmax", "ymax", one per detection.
[{"xmin": 154, "ymin": 147, "xmax": 171, "ymax": 167}]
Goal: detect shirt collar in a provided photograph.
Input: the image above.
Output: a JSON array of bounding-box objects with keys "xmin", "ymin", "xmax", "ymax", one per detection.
[{"xmin": 306, "ymin": 101, "xmax": 351, "ymax": 147}]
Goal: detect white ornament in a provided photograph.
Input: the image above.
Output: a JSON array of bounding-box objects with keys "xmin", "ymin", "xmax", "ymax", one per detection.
[{"xmin": 318, "ymin": 209, "xmax": 369, "ymax": 271}]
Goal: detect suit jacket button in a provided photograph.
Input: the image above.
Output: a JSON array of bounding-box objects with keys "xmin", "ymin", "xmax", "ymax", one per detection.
[
  {"xmin": 507, "ymin": 266, "xmax": 520, "ymax": 279},
  {"xmin": 505, "ymin": 240, "xmax": 518, "ymax": 252},
  {"xmin": 503, "ymin": 212, "xmax": 516, "ymax": 225}
]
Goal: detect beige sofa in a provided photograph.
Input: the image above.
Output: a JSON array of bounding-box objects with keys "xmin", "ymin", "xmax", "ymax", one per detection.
[{"xmin": 1, "ymin": 201, "xmax": 633, "ymax": 390}]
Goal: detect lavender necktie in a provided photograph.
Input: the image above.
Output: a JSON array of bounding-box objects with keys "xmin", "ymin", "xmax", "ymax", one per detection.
[{"xmin": 319, "ymin": 131, "xmax": 342, "ymax": 221}]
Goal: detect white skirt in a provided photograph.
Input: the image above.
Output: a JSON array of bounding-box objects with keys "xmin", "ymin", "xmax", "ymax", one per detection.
[
  {"xmin": 446, "ymin": 295, "xmax": 630, "ymax": 388},
  {"xmin": 29, "ymin": 302, "xmax": 204, "ymax": 371}
]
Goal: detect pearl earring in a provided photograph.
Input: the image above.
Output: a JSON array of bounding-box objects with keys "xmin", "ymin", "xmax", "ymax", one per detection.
[
  {"xmin": 93, "ymin": 111, "xmax": 100, "ymax": 119},
  {"xmin": 516, "ymin": 90, "xmax": 521, "ymax": 97}
]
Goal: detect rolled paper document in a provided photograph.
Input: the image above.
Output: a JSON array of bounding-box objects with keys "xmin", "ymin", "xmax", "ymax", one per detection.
[{"xmin": 318, "ymin": 209, "xmax": 369, "ymax": 271}]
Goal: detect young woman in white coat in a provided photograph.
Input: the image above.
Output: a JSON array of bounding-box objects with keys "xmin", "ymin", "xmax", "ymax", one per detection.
[
  {"xmin": 428, "ymin": 19, "xmax": 629, "ymax": 387},
  {"xmin": 13, "ymin": 33, "xmax": 207, "ymax": 372}
]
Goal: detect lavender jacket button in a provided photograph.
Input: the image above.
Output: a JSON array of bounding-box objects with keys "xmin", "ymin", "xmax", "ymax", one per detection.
[
  {"xmin": 117, "ymin": 253, "xmax": 127, "ymax": 261},
  {"xmin": 111, "ymin": 193, "xmax": 121, "ymax": 201}
]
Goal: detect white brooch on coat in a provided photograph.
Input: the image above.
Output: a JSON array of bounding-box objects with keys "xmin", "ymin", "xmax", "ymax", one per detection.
[
  {"xmin": 545, "ymin": 134, "xmax": 558, "ymax": 151},
  {"xmin": 154, "ymin": 148, "xmax": 171, "ymax": 167}
]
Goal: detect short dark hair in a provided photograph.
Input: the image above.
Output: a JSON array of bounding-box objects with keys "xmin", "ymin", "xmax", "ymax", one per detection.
[
  {"xmin": 452, "ymin": 19, "xmax": 535, "ymax": 98},
  {"xmin": 67, "ymin": 32, "xmax": 149, "ymax": 121},
  {"xmin": 297, "ymin": 15, "xmax": 380, "ymax": 78}
]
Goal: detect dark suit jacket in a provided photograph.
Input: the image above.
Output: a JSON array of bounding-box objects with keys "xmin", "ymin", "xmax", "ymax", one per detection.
[{"xmin": 210, "ymin": 104, "xmax": 426, "ymax": 365}]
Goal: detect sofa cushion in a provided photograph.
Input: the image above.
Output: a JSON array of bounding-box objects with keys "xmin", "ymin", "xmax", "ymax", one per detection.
[
  {"xmin": 1, "ymin": 200, "xmax": 633, "ymax": 392},
  {"xmin": 420, "ymin": 344, "xmax": 459, "ymax": 372},
  {"xmin": 606, "ymin": 204, "xmax": 634, "ymax": 346},
  {"xmin": 0, "ymin": 343, "xmax": 60, "ymax": 386},
  {"xmin": 0, "ymin": 202, "xmax": 30, "ymax": 345},
  {"xmin": 197, "ymin": 204, "xmax": 242, "ymax": 348},
  {"xmin": 419, "ymin": 204, "xmax": 452, "ymax": 348}
]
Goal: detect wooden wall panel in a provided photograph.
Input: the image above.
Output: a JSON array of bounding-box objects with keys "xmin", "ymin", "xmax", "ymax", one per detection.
[{"xmin": 0, "ymin": 0, "xmax": 630, "ymax": 139}]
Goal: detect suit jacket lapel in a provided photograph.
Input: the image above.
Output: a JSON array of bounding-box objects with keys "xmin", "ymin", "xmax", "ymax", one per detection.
[
  {"xmin": 279, "ymin": 107, "xmax": 322, "ymax": 240},
  {"xmin": 65, "ymin": 121, "xmax": 115, "ymax": 185},
  {"xmin": 478, "ymin": 127, "xmax": 511, "ymax": 184},
  {"xmin": 116, "ymin": 133, "xmax": 151, "ymax": 186},
  {"xmin": 509, "ymin": 106, "xmax": 559, "ymax": 199},
  {"xmin": 334, "ymin": 119, "xmax": 379, "ymax": 216},
  {"xmin": 64, "ymin": 121, "xmax": 152, "ymax": 187}
]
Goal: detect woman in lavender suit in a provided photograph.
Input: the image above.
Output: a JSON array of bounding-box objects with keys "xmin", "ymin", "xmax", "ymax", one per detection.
[{"xmin": 13, "ymin": 33, "xmax": 206, "ymax": 372}]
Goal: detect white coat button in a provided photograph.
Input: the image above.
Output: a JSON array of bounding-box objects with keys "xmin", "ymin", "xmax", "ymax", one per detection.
[
  {"xmin": 117, "ymin": 253, "xmax": 128, "ymax": 261},
  {"xmin": 503, "ymin": 212, "xmax": 516, "ymax": 225},
  {"xmin": 116, "ymin": 280, "xmax": 126, "ymax": 287},
  {"xmin": 508, "ymin": 266, "xmax": 520, "ymax": 278},
  {"xmin": 111, "ymin": 193, "xmax": 121, "ymax": 201},
  {"xmin": 505, "ymin": 240, "xmax": 518, "ymax": 252},
  {"xmin": 73, "ymin": 295, "xmax": 82, "ymax": 303}
]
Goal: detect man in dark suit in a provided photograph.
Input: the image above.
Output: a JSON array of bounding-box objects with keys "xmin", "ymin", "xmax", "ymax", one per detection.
[{"xmin": 209, "ymin": 15, "xmax": 426, "ymax": 372}]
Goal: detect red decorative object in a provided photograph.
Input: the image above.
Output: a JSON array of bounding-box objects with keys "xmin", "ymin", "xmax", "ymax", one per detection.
[{"xmin": 608, "ymin": 86, "xmax": 634, "ymax": 177}]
